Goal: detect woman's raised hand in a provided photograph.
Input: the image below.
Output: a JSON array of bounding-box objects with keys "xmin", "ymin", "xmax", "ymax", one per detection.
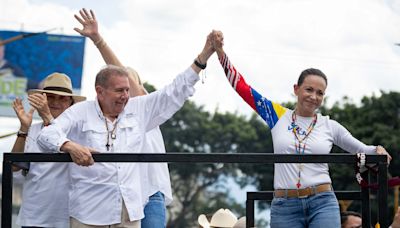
[
  {"xmin": 74, "ymin": 8, "xmax": 100, "ymax": 42},
  {"xmin": 12, "ymin": 98, "xmax": 35, "ymax": 132}
]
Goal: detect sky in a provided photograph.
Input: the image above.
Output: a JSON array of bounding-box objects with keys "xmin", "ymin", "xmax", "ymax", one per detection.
[{"xmin": 1, "ymin": 0, "xmax": 400, "ymax": 155}]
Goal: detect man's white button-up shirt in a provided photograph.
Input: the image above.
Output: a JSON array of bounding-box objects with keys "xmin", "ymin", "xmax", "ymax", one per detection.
[{"xmin": 37, "ymin": 67, "xmax": 199, "ymax": 225}]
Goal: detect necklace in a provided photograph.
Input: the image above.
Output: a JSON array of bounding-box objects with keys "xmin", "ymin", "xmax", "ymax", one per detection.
[
  {"xmin": 105, "ymin": 118, "xmax": 118, "ymax": 151},
  {"xmin": 291, "ymin": 110, "xmax": 317, "ymax": 188}
]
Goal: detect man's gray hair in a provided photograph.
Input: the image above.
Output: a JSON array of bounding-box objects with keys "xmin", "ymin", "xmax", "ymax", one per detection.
[{"xmin": 95, "ymin": 65, "xmax": 129, "ymax": 88}]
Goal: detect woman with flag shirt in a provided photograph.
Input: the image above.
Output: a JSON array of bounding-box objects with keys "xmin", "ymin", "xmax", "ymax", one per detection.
[{"xmin": 209, "ymin": 30, "xmax": 392, "ymax": 228}]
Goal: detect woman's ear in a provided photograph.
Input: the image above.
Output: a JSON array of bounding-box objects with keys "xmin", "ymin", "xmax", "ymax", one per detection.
[{"xmin": 293, "ymin": 84, "xmax": 299, "ymax": 96}]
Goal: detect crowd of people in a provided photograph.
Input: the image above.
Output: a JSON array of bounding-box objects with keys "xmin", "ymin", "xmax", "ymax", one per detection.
[{"xmin": 10, "ymin": 8, "xmax": 396, "ymax": 228}]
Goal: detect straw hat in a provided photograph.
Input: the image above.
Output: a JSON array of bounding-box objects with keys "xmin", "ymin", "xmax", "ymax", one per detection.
[
  {"xmin": 233, "ymin": 216, "xmax": 246, "ymax": 228},
  {"xmin": 198, "ymin": 208, "xmax": 238, "ymax": 228},
  {"xmin": 28, "ymin": 72, "xmax": 86, "ymax": 103}
]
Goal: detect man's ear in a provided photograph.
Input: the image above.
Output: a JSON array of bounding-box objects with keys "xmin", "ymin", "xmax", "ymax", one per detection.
[{"xmin": 95, "ymin": 85, "xmax": 103, "ymax": 97}]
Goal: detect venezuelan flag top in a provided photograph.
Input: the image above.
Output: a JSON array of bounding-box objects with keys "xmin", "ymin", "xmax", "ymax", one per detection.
[{"xmin": 219, "ymin": 53, "xmax": 287, "ymax": 129}]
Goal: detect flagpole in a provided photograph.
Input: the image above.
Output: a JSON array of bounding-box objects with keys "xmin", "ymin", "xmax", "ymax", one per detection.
[{"xmin": 0, "ymin": 28, "xmax": 57, "ymax": 46}]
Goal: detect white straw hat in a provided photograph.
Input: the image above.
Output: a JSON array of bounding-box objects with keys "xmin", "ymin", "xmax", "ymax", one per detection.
[
  {"xmin": 233, "ymin": 216, "xmax": 246, "ymax": 228},
  {"xmin": 28, "ymin": 72, "xmax": 86, "ymax": 103},
  {"xmin": 198, "ymin": 208, "xmax": 238, "ymax": 228}
]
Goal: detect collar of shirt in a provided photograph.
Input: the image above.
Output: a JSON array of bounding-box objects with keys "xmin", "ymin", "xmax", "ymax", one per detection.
[{"xmin": 94, "ymin": 96, "xmax": 128, "ymax": 123}]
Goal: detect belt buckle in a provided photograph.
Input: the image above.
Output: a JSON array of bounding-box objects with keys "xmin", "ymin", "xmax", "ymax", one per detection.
[
  {"xmin": 298, "ymin": 187, "xmax": 314, "ymax": 198},
  {"xmin": 298, "ymin": 193, "xmax": 308, "ymax": 198},
  {"xmin": 297, "ymin": 189, "xmax": 308, "ymax": 198}
]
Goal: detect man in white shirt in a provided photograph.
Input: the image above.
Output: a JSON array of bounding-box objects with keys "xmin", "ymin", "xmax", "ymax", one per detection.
[
  {"xmin": 37, "ymin": 33, "xmax": 214, "ymax": 227},
  {"xmin": 73, "ymin": 8, "xmax": 173, "ymax": 227}
]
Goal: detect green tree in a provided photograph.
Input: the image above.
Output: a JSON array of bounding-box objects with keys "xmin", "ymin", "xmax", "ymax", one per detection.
[
  {"xmin": 161, "ymin": 101, "xmax": 260, "ymax": 227},
  {"xmin": 324, "ymin": 92, "xmax": 400, "ymax": 186},
  {"xmin": 327, "ymin": 92, "xmax": 400, "ymax": 224}
]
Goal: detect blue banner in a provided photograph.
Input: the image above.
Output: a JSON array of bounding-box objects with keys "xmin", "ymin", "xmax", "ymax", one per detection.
[{"xmin": 0, "ymin": 30, "xmax": 85, "ymax": 117}]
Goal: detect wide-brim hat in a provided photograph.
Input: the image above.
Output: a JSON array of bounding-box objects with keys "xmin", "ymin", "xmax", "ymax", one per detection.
[
  {"xmin": 198, "ymin": 208, "xmax": 238, "ymax": 228},
  {"xmin": 28, "ymin": 72, "xmax": 86, "ymax": 103}
]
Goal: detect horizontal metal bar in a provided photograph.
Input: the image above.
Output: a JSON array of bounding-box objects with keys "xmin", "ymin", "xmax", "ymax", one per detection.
[{"xmin": 3, "ymin": 153, "xmax": 386, "ymax": 164}]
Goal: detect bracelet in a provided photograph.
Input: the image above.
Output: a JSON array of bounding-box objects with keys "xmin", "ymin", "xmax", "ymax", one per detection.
[
  {"xmin": 94, "ymin": 37, "xmax": 107, "ymax": 48},
  {"xmin": 17, "ymin": 130, "xmax": 28, "ymax": 138},
  {"xmin": 93, "ymin": 37, "xmax": 103, "ymax": 46},
  {"xmin": 194, "ymin": 57, "xmax": 207, "ymax": 69}
]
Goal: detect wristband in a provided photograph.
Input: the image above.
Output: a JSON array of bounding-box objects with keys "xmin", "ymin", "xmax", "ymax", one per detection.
[
  {"xmin": 194, "ymin": 58, "xmax": 207, "ymax": 69},
  {"xmin": 17, "ymin": 130, "xmax": 28, "ymax": 138}
]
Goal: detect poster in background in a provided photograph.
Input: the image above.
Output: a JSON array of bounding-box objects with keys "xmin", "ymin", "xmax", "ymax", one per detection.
[{"xmin": 0, "ymin": 30, "xmax": 85, "ymax": 117}]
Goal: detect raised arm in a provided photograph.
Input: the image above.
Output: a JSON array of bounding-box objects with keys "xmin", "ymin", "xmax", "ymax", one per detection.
[
  {"xmin": 190, "ymin": 32, "xmax": 214, "ymax": 74},
  {"xmin": 11, "ymin": 94, "xmax": 52, "ymax": 171},
  {"xmin": 11, "ymin": 98, "xmax": 34, "ymax": 154},
  {"xmin": 210, "ymin": 31, "xmax": 286, "ymax": 129},
  {"xmin": 11, "ymin": 94, "xmax": 53, "ymax": 151},
  {"xmin": 74, "ymin": 8, "xmax": 145, "ymax": 97},
  {"xmin": 74, "ymin": 8, "xmax": 122, "ymax": 67},
  {"xmin": 11, "ymin": 98, "xmax": 35, "ymax": 171},
  {"xmin": 130, "ymin": 31, "xmax": 215, "ymax": 131}
]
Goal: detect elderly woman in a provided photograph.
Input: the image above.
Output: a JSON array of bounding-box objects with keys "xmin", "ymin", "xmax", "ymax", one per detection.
[{"xmin": 12, "ymin": 72, "xmax": 86, "ymax": 228}]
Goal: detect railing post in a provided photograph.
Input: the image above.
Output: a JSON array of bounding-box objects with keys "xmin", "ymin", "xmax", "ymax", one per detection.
[
  {"xmin": 378, "ymin": 162, "xmax": 388, "ymax": 227},
  {"xmin": 246, "ymin": 194, "xmax": 254, "ymax": 228},
  {"xmin": 361, "ymin": 171, "xmax": 371, "ymax": 228},
  {"xmin": 2, "ymin": 153, "xmax": 13, "ymax": 228}
]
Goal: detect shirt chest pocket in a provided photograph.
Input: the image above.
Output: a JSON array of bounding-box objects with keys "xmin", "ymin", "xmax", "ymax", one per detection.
[
  {"xmin": 119, "ymin": 117, "xmax": 142, "ymax": 153},
  {"xmin": 82, "ymin": 122, "xmax": 107, "ymax": 152}
]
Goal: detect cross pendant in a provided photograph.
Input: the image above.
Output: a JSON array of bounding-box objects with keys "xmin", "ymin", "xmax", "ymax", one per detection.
[{"xmin": 106, "ymin": 143, "xmax": 110, "ymax": 151}]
